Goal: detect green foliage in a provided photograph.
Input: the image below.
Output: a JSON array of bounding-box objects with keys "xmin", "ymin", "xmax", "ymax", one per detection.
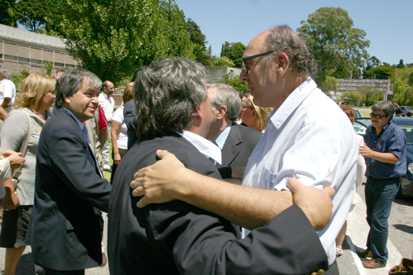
[
  {"xmin": 0, "ymin": 0, "xmax": 17, "ymax": 26},
  {"xmin": 321, "ymin": 76, "xmax": 337, "ymax": 92},
  {"xmin": 223, "ymin": 74, "xmax": 248, "ymax": 93},
  {"xmin": 43, "ymin": 62, "xmax": 54, "ymax": 76},
  {"xmin": 298, "ymin": 7, "xmax": 369, "ymax": 82},
  {"xmin": 210, "ymin": 56, "xmax": 235, "ymax": 67},
  {"xmin": 392, "ymin": 67, "xmax": 413, "ymax": 106},
  {"xmin": 12, "ymin": 0, "xmax": 203, "ymax": 82},
  {"xmin": 341, "ymin": 87, "xmax": 383, "ymax": 106},
  {"xmin": 186, "ymin": 18, "xmax": 210, "ymax": 65},
  {"xmin": 220, "ymin": 42, "xmax": 245, "ymax": 68},
  {"xmin": 364, "ymin": 65, "xmax": 394, "ymax": 79},
  {"xmin": 11, "ymin": 70, "xmax": 30, "ymax": 91}
]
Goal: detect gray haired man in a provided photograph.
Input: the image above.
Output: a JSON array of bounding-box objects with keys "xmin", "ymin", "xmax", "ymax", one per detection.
[{"xmin": 109, "ymin": 58, "xmax": 333, "ymax": 275}]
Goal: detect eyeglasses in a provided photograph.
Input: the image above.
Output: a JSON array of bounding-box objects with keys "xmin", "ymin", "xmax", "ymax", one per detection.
[
  {"xmin": 241, "ymin": 50, "xmax": 276, "ymax": 74},
  {"xmin": 370, "ymin": 112, "xmax": 386, "ymax": 119}
]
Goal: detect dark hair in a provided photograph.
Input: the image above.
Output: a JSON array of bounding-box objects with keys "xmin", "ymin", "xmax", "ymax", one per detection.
[
  {"xmin": 372, "ymin": 101, "xmax": 396, "ymax": 118},
  {"xmin": 134, "ymin": 58, "xmax": 207, "ymax": 140},
  {"xmin": 55, "ymin": 69, "xmax": 101, "ymax": 108},
  {"xmin": 263, "ymin": 25, "xmax": 315, "ymax": 75}
]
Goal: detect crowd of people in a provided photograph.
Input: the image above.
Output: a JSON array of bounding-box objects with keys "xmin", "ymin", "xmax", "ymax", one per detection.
[{"xmin": 0, "ymin": 24, "xmax": 410, "ymax": 275}]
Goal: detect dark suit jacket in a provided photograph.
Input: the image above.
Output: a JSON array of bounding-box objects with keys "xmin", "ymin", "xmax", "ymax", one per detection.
[
  {"xmin": 32, "ymin": 108, "xmax": 112, "ymax": 271},
  {"xmin": 108, "ymin": 135, "xmax": 327, "ymax": 275},
  {"xmin": 123, "ymin": 99, "xmax": 137, "ymax": 149},
  {"xmin": 218, "ymin": 124, "xmax": 261, "ymax": 180}
]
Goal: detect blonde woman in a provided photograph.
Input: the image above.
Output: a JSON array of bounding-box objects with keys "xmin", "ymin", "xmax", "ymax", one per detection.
[
  {"xmin": 240, "ymin": 93, "xmax": 272, "ymax": 132},
  {"xmin": 0, "ymin": 73, "xmax": 55, "ymax": 275}
]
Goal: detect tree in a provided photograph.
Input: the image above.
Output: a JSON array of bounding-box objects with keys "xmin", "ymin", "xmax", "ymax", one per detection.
[
  {"xmin": 13, "ymin": 0, "xmax": 50, "ymax": 32},
  {"xmin": 220, "ymin": 42, "xmax": 245, "ymax": 68},
  {"xmin": 31, "ymin": 0, "xmax": 198, "ymax": 81},
  {"xmin": 364, "ymin": 65, "xmax": 394, "ymax": 79},
  {"xmin": 186, "ymin": 18, "xmax": 210, "ymax": 65},
  {"xmin": 0, "ymin": 0, "xmax": 17, "ymax": 26},
  {"xmin": 298, "ymin": 7, "xmax": 370, "ymax": 82}
]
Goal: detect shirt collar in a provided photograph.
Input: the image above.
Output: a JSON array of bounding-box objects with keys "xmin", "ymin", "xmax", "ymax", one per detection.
[
  {"xmin": 269, "ymin": 77, "xmax": 317, "ymax": 129},
  {"xmin": 63, "ymin": 107, "xmax": 86, "ymax": 131},
  {"xmin": 215, "ymin": 126, "xmax": 232, "ymax": 150},
  {"xmin": 181, "ymin": 130, "xmax": 222, "ymax": 164}
]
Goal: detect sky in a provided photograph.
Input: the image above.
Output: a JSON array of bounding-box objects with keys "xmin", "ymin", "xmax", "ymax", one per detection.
[{"xmin": 175, "ymin": 0, "xmax": 413, "ymax": 65}]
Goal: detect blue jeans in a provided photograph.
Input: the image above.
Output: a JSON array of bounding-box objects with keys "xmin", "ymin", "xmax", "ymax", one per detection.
[{"xmin": 365, "ymin": 177, "xmax": 400, "ymax": 264}]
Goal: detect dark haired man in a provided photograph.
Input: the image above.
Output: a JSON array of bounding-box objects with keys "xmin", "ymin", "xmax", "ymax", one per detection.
[
  {"xmin": 108, "ymin": 58, "xmax": 334, "ymax": 275},
  {"xmin": 32, "ymin": 70, "xmax": 112, "ymax": 275},
  {"xmin": 359, "ymin": 101, "xmax": 406, "ymax": 268}
]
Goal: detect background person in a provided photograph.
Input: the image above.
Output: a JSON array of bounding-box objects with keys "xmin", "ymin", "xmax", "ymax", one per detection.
[
  {"xmin": 208, "ymin": 84, "xmax": 261, "ymax": 181},
  {"xmin": 0, "ymin": 73, "xmax": 55, "ymax": 275},
  {"xmin": 359, "ymin": 101, "xmax": 406, "ymax": 269},
  {"xmin": 111, "ymin": 82, "xmax": 134, "ymax": 181},
  {"xmin": 98, "ymin": 80, "xmax": 115, "ymax": 171},
  {"xmin": 240, "ymin": 93, "xmax": 271, "ymax": 132},
  {"xmin": 0, "ymin": 70, "xmax": 17, "ymax": 128}
]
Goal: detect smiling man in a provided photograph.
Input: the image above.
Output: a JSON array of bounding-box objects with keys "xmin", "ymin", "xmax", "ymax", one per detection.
[{"xmin": 32, "ymin": 70, "xmax": 112, "ymax": 275}]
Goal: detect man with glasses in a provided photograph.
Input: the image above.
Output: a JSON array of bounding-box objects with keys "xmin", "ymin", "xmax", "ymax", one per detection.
[
  {"xmin": 131, "ymin": 25, "xmax": 358, "ymax": 274},
  {"xmin": 359, "ymin": 101, "xmax": 406, "ymax": 269}
]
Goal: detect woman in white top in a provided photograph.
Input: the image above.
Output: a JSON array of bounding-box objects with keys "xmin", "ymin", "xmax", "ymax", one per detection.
[
  {"xmin": 111, "ymin": 82, "xmax": 134, "ymax": 181},
  {"xmin": 336, "ymin": 104, "xmax": 366, "ymax": 256}
]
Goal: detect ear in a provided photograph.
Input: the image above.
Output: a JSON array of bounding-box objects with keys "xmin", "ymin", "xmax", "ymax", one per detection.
[
  {"xmin": 64, "ymin": 97, "xmax": 71, "ymax": 105},
  {"xmin": 216, "ymin": 105, "xmax": 227, "ymax": 120},
  {"xmin": 277, "ymin": 52, "xmax": 290, "ymax": 73},
  {"xmin": 191, "ymin": 107, "xmax": 202, "ymax": 125}
]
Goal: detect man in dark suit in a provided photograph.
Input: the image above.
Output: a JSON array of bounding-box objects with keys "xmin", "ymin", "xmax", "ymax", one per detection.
[
  {"xmin": 207, "ymin": 84, "xmax": 261, "ymax": 181},
  {"xmin": 109, "ymin": 58, "xmax": 332, "ymax": 275},
  {"xmin": 32, "ymin": 70, "xmax": 112, "ymax": 275}
]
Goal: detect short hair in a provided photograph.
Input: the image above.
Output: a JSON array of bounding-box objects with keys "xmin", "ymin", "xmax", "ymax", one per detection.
[
  {"xmin": 134, "ymin": 58, "xmax": 207, "ymax": 140},
  {"xmin": 207, "ymin": 83, "xmax": 241, "ymax": 122},
  {"xmin": 0, "ymin": 70, "xmax": 10, "ymax": 79},
  {"xmin": 16, "ymin": 73, "xmax": 56, "ymax": 109},
  {"xmin": 55, "ymin": 69, "xmax": 102, "ymax": 108},
  {"xmin": 372, "ymin": 101, "xmax": 396, "ymax": 118},
  {"xmin": 263, "ymin": 25, "xmax": 315, "ymax": 75},
  {"xmin": 340, "ymin": 104, "xmax": 355, "ymax": 123},
  {"xmin": 122, "ymin": 82, "xmax": 134, "ymax": 103}
]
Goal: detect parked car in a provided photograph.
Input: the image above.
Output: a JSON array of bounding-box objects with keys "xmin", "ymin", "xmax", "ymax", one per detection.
[
  {"xmin": 395, "ymin": 105, "xmax": 413, "ymax": 117},
  {"xmin": 354, "ymin": 116, "xmax": 413, "ymax": 198}
]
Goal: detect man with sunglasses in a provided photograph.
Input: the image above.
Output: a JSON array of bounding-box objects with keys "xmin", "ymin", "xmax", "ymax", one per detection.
[
  {"xmin": 131, "ymin": 25, "xmax": 358, "ymax": 274},
  {"xmin": 359, "ymin": 101, "xmax": 406, "ymax": 269}
]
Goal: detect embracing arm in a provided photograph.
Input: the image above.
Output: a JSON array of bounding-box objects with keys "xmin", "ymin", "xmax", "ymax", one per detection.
[{"xmin": 132, "ymin": 150, "xmax": 333, "ymax": 230}]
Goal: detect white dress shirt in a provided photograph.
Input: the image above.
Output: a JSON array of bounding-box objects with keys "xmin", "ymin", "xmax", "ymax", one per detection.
[
  {"xmin": 98, "ymin": 93, "xmax": 115, "ymax": 122},
  {"xmin": 181, "ymin": 130, "xmax": 222, "ymax": 165},
  {"xmin": 242, "ymin": 78, "xmax": 358, "ymax": 265},
  {"xmin": 215, "ymin": 126, "xmax": 231, "ymax": 150}
]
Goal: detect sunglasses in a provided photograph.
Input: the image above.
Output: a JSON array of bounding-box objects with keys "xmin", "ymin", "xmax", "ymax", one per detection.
[
  {"xmin": 241, "ymin": 50, "xmax": 276, "ymax": 73},
  {"xmin": 370, "ymin": 112, "xmax": 387, "ymax": 119}
]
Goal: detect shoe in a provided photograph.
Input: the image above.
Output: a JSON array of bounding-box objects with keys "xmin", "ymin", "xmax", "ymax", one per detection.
[
  {"xmin": 357, "ymin": 249, "xmax": 373, "ymax": 259},
  {"xmin": 389, "ymin": 258, "xmax": 413, "ymax": 275},
  {"xmin": 362, "ymin": 258, "xmax": 385, "ymax": 269},
  {"xmin": 336, "ymin": 247, "xmax": 344, "ymax": 257}
]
